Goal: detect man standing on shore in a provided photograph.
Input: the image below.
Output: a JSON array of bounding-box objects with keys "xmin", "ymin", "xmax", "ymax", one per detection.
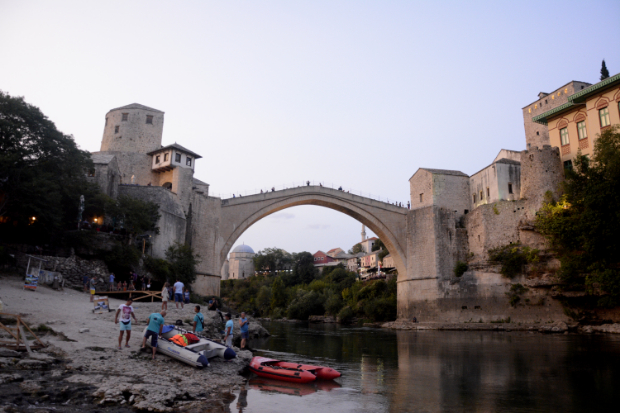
[
  {"xmin": 82, "ymin": 275, "xmax": 89, "ymax": 293},
  {"xmin": 89, "ymin": 276, "xmax": 96, "ymax": 302},
  {"xmin": 142, "ymin": 310, "xmax": 166, "ymax": 360},
  {"xmin": 224, "ymin": 313, "xmax": 233, "ymax": 348},
  {"xmin": 173, "ymin": 279, "xmax": 184, "ymax": 309},
  {"xmin": 239, "ymin": 312, "xmax": 249, "ymax": 349},
  {"xmin": 109, "ymin": 273, "xmax": 115, "ymax": 291},
  {"xmin": 115, "ymin": 298, "xmax": 137, "ymax": 349},
  {"xmin": 192, "ymin": 305, "xmax": 204, "ymax": 334}
]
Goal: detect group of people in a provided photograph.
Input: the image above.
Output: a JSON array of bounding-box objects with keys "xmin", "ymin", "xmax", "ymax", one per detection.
[
  {"xmin": 160, "ymin": 279, "xmax": 192, "ymax": 311},
  {"xmin": 114, "ymin": 297, "xmax": 250, "ymax": 361}
]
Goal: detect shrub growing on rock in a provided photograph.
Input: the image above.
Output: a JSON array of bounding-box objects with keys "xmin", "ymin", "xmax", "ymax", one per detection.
[{"xmin": 337, "ymin": 306, "xmax": 355, "ymax": 324}]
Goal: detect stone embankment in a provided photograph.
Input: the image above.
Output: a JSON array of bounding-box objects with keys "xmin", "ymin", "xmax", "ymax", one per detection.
[
  {"xmin": 381, "ymin": 320, "xmax": 620, "ymax": 334},
  {"xmin": 15, "ymin": 252, "xmax": 109, "ymax": 289},
  {"xmin": 0, "ymin": 274, "xmax": 269, "ymax": 412}
]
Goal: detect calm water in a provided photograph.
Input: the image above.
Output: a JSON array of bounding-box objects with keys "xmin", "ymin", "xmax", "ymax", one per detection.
[{"xmin": 228, "ymin": 321, "xmax": 620, "ymax": 413}]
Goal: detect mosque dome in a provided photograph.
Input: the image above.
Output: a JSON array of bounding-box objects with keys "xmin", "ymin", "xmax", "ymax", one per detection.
[{"xmin": 232, "ymin": 244, "xmax": 254, "ymax": 254}]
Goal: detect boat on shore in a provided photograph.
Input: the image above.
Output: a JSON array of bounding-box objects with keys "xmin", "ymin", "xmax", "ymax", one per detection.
[
  {"xmin": 143, "ymin": 325, "xmax": 236, "ymax": 368},
  {"xmin": 249, "ymin": 356, "xmax": 341, "ymax": 383}
]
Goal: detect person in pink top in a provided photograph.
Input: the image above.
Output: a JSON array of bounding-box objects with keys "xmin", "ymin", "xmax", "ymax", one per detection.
[{"xmin": 115, "ymin": 298, "xmax": 137, "ymax": 349}]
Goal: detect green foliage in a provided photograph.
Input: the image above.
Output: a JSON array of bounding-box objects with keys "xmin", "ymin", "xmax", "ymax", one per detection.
[
  {"xmin": 220, "ymin": 250, "xmax": 397, "ymax": 322},
  {"xmin": 104, "ymin": 244, "xmax": 141, "ymax": 278},
  {"xmin": 488, "ymin": 243, "xmax": 539, "ymax": 278},
  {"xmin": 536, "ymin": 126, "xmax": 620, "ymax": 304},
  {"xmin": 506, "ymin": 283, "xmax": 528, "ymax": 307},
  {"xmin": 0, "ymin": 91, "xmax": 98, "ymax": 243},
  {"xmin": 454, "ymin": 261, "xmax": 468, "ymax": 277},
  {"xmin": 600, "ymin": 59, "xmax": 610, "ymax": 80},
  {"xmin": 348, "ymin": 243, "xmax": 363, "ymax": 254},
  {"xmin": 337, "ymin": 306, "xmax": 355, "ymax": 324},
  {"xmin": 492, "ymin": 203, "xmax": 500, "ymax": 215},
  {"xmin": 165, "ymin": 243, "xmax": 200, "ymax": 286},
  {"xmin": 143, "ymin": 256, "xmax": 172, "ymax": 284},
  {"xmin": 325, "ymin": 293, "xmax": 344, "ymax": 316},
  {"xmin": 290, "ymin": 251, "xmax": 317, "ymax": 285},
  {"xmin": 253, "ymin": 247, "xmax": 292, "ymax": 272},
  {"xmin": 105, "ymin": 195, "xmax": 160, "ymax": 238},
  {"xmin": 372, "ymin": 239, "xmax": 385, "ymax": 252},
  {"xmin": 287, "ymin": 290, "xmax": 326, "ymax": 320}
]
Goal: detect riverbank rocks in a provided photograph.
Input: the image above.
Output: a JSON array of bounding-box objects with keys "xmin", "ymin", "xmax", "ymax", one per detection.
[
  {"xmin": 381, "ymin": 320, "xmax": 572, "ymax": 333},
  {"xmin": 0, "ymin": 349, "xmax": 21, "ymax": 358},
  {"xmin": 591, "ymin": 324, "xmax": 620, "ymax": 334},
  {"xmin": 0, "ymin": 374, "xmax": 23, "ymax": 385},
  {"xmin": 308, "ymin": 315, "xmax": 337, "ymax": 323},
  {"xmin": 537, "ymin": 321, "xmax": 568, "ymax": 333}
]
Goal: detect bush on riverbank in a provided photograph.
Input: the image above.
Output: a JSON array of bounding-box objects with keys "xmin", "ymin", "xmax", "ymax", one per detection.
[{"xmin": 221, "ymin": 262, "xmax": 397, "ymax": 323}]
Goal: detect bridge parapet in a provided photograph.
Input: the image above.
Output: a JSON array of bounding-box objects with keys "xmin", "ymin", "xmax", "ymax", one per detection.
[{"xmin": 221, "ymin": 185, "xmax": 408, "ymax": 214}]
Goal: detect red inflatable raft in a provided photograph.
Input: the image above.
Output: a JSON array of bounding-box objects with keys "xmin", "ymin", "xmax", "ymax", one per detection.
[{"xmin": 249, "ymin": 357, "xmax": 341, "ymax": 383}]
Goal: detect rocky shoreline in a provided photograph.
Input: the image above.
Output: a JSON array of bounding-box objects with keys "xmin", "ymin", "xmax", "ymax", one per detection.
[
  {"xmin": 380, "ymin": 320, "xmax": 620, "ymax": 334},
  {"xmin": 0, "ymin": 274, "xmax": 270, "ymax": 412}
]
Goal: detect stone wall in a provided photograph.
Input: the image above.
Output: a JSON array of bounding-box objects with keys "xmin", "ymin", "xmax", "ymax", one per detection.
[
  {"xmin": 92, "ymin": 151, "xmax": 158, "ymax": 187},
  {"xmin": 465, "ymin": 200, "xmax": 526, "ymax": 261},
  {"xmin": 469, "ymin": 160, "xmax": 521, "ymax": 210},
  {"xmin": 15, "ymin": 253, "xmax": 109, "ymax": 288},
  {"xmin": 88, "ymin": 155, "xmax": 121, "ymax": 198},
  {"xmin": 409, "ymin": 170, "xmax": 470, "ymax": 217},
  {"xmin": 118, "ymin": 186, "xmax": 186, "ymax": 259},
  {"xmin": 520, "ymin": 146, "xmax": 564, "ymax": 220},
  {"xmin": 100, "ymin": 106, "xmax": 164, "ymax": 154}
]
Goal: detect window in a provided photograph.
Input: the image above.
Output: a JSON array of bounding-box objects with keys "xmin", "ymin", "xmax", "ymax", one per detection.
[
  {"xmin": 508, "ymin": 183, "xmax": 513, "ymax": 194},
  {"xmin": 419, "ymin": 193, "xmax": 424, "ymax": 202},
  {"xmin": 473, "ymin": 194, "xmax": 476, "ymax": 203},
  {"xmin": 486, "ymin": 187, "xmax": 490, "ymax": 198},
  {"xmin": 114, "ymin": 125, "xmax": 119, "ymax": 134},
  {"xmin": 480, "ymin": 190, "xmax": 483, "ymax": 200},
  {"xmin": 87, "ymin": 169, "xmax": 95, "ymax": 177},
  {"xmin": 146, "ymin": 115, "xmax": 153, "ymax": 124},
  {"xmin": 105, "ymin": 117, "xmax": 108, "ymax": 126},
  {"xmin": 175, "ymin": 153, "xmax": 181, "ymax": 162},
  {"xmin": 186, "ymin": 157, "xmax": 192, "ymax": 166},
  {"xmin": 164, "ymin": 153, "xmax": 168, "ymax": 162},
  {"xmin": 122, "ymin": 113, "xmax": 128, "ymax": 121},
  {"xmin": 536, "ymin": 131, "xmax": 539, "ymax": 135},
  {"xmin": 599, "ymin": 107, "xmax": 610, "ymax": 127},
  {"xmin": 577, "ymin": 121, "xmax": 587, "ymax": 140},
  {"xmin": 560, "ymin": 127, "xmax": 569, "ymax": 146},
  {"xmin": 563, "ymin": 160, "xmax": 573, "ymax": 170},
  {"xmin": 155, "ymin": 155, "xmax": 160, "ymax": 164}
]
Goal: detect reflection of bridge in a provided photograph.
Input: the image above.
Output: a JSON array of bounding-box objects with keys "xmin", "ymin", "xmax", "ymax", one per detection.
[{"xmin": 188, "ymin": 185, "xmax": 465, "ymax": 320}]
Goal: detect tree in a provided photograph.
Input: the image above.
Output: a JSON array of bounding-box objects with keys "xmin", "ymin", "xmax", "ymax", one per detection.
[
  {"xmin": 536, "ymin": 126, "xmax": 620, "ymax": 305},
  {"xmin": 105, "ymin": 195, "xmax": 160, "ymax": 243},
  {"xmin": 372, "ymin": 239, "xmax": 386, "ymax": 252},
  {"xmin": 165, "ymin": 242, "xmax": 201, "ymax": 286},
  {"xmin": 0, "ymin": 91, "xmax": 97, "ymax": 242},
  {"xmin": 290, "ymin": 251, "xmax": 317, "ymax": 285},
  {"xmin": 348, "ymin": 243, "xmax": 363, "ymax": 254},
  {"xmin": 270, "ymin": 276, "xmax": 287, "ymax": 310},
  {"xmin": 600, "ymin": 60, "xmax": 610, "ymax": 80},
  {"xmin": 253, "ymin": 247, "xmax": 291, "ymax": 272}
]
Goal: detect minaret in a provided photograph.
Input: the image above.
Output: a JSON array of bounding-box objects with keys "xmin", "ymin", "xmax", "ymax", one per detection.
[{"xmin": 361, "ymin": 224, "xmax": 366, "ymax": 242}]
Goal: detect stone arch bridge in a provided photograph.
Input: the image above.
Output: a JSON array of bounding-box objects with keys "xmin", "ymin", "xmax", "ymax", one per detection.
[{"xmin": 187, "ymin": 185, "xmax": 466, "ymax": 319}]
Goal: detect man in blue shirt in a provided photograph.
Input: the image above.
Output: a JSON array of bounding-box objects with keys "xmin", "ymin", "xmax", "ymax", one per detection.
[
  {"xmin": 239, "ymin": 312, "xmax": 249, "ymax": 349},
  {"xmin": 109, "ymin": 273, "xmax": 115, "ymax": 291},
  {"xmin": 141, "ymin": 310, "xmax": 166, "ymax": 360},
  {"xmin": 82, "ymin": 275, "xmax": 89, "ymax": 293},
  {"xmin": 192, "ymin": 306, "xmax": 204, "ymax": 334},
  {"xmin": 224, "ymin": 313, "xmax": 233, "ymax": 348}
]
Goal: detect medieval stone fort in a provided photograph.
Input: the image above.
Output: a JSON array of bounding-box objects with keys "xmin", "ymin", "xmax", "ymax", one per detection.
[{"xmin": 88, "ymin": 73, "xmax": 620, "ymax": 322}]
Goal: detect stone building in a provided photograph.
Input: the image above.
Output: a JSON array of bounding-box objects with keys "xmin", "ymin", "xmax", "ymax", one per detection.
[
  {"xmin": 522, "ymin": 81, "xmax": 591, "ymax": 149},
  {"xmin": 533, "ymin": 73, "xmax": 620, "ymax": 169},
  {"xmin": 469, "ymin": 151, "xmax": 521, "ymax": 210},
  {"xmin": 227, "ymin": 244, "xmax": 255, "ymax": 280},
  {"xmin": 85, "ymin": 103, "xmax": 220, "ymax": 295},
  {"xmin": 409, "ymin": 169, "xmax": 470, "ymax": 216}
]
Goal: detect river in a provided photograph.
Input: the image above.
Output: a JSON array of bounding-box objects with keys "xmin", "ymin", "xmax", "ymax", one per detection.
[{"xmin": 227, "ymin": 321, "xmax": 620, "ymax": 413}]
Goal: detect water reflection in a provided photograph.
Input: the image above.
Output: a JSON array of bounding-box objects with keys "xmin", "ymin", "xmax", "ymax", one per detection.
[{"xmin": 228, "ymin": 322, "xmax": 620, "ymax": 413}]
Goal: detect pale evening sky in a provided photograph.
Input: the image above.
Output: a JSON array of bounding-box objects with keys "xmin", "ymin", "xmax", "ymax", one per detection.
[{"xmin": 1, "ymin": 1, "xmax": 618, "ymax": 257}]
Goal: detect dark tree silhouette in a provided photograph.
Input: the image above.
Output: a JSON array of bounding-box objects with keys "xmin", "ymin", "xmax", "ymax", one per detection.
[{"xmin": 600, "ymin": 60, "xmax": 610, "ymax": 80}]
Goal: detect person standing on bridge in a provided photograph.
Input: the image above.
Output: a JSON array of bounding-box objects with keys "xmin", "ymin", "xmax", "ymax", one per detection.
[
  {"xmin": 307, "ymin": 181, "xmax": 310, "ymax": 186},
  {"xmin": 271, "ymin": 187, "xmax": 275, "ymax": 192}
]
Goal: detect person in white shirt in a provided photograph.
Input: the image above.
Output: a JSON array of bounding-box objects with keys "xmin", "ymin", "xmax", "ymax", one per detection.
[
  {"xmin": 173, "ymin": 279, "xmax": 185, "ymax": 309},
  {"xmin": 115, "ymin": 299, "xmax": 137, "ymax": 349}
]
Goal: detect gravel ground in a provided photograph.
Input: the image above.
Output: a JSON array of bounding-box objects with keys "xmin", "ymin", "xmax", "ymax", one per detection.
[{"xmin": 0, "ymin": 272, "xmax": 268, "ymax": 412}]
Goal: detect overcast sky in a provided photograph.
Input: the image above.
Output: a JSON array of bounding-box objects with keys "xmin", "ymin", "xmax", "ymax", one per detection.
[{"xmin": 1, "ymin": 1, "xmax": 618, "ymax": 257}]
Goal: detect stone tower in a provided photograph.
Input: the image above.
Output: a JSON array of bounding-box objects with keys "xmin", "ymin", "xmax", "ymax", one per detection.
[
  {"xmin": 100, "ymin": 103, "xmax": 164, "ymax": 154},
  {"xmin": 520, "ymin": 145, "xmax": 564, "ymax": 220},
  {"xmin": 361, "ymin": 224, "xmax": 366, "ymax": 242}
]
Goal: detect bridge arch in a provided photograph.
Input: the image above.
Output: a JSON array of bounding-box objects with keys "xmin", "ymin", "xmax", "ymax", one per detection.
[{"xmin": 219, "ymin": 187, "xmax": 408, "ymax": 278}]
